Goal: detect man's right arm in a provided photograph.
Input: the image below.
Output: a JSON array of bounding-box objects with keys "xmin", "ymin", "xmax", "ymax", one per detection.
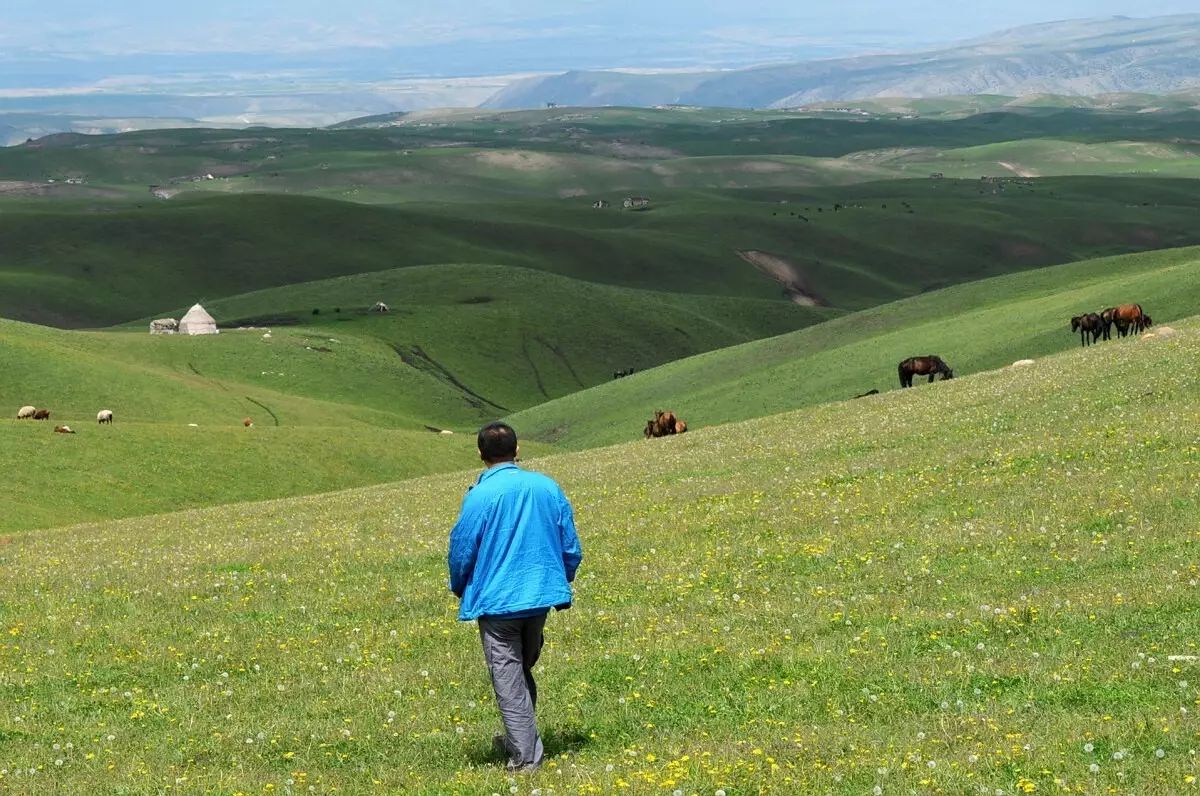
[{"xmin": 447, "ymin": 497, "xmax": 485, "ymax": 598}]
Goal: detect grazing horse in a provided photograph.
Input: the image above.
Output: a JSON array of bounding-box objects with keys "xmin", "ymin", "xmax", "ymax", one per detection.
[
  {"xmin": 1100, "ymin": 307, "xmax": 1117, "ymax": 340},
  {"xmin": 1070, "ymin": 313, "xmax": 1104, "ymax": 347},
  {"xmin": 654, "ymin": 410, "xmax": 678, "ymax": 437},
  {"xmin": 898, "ymin": 356, "xmax": 953, "ymax": 388},
  {"xmin": 645, "ymin": 410, "xmax": 686, "ymax": 438},
  {"xmin": 1111, "ymin": 304, "xmax": 1145, "ymax": 338}
]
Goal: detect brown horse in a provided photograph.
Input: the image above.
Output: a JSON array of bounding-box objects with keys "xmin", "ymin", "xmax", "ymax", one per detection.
[
  {"xmin": 645, "ymin": 410, "xmax": 685, "ymax": 438},
  {"xmin": 898, "ymin": 356, "xmax": 953, "ymax": 388},
  {"xmin": 1070, "ymin": 313, "xmax": 1104, "ymax": 347},
  {"xmin": 1110, "ymin": 304, "xmax": 1146, "ymax": 338},
  {"xmin": 1100, "ymin": 307, "xmax": 1117, "ymax": 340},
  {"xmin": 656, "ymin": 410, "xmax": 678, "ymax": 436}
]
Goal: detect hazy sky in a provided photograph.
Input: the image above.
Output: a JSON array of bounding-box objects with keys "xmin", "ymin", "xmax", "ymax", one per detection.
[{"xmin": 6, "ymin": 0, "xmax": 1199, "ymax": 60}]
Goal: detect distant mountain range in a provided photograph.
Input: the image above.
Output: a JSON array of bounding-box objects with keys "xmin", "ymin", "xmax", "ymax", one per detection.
[{"xmin": 485, "ymin": 15, "xmax": 1200, "ymax": 109}]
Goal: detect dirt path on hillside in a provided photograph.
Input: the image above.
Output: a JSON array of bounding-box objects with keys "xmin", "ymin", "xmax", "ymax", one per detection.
[
  {"xmin": 998, "ymin": 161, "xmax": 1039, "ymax": 178},
  {"xmin": 736, "ymin": 251, "xmax": 826, "ymax": 306}
]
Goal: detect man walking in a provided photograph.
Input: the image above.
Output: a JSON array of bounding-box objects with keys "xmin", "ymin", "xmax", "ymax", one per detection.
[{"xmin": 448, "ymin": 422, "xmax": 583, "ymax": 772}]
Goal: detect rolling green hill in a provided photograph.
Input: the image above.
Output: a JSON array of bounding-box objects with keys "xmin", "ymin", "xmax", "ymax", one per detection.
[
  {"xmin": 0, "ymin": 316, "xmax": 489, "ymax": 532},
  {"xmin": 509, "ymin": 246, "xmax": 1200, "ymax": 449},
  {"xmin": 1, "ymin": 307, "xmax": 1196, "ymax": 794},
  {"xmin": 0, "ymin": 264, "xmax": 828, "ymax": 532},
  {"xmin": 3, "ymin": 176, "xmax": 1199, "ymax": 328},
  {"xmin": 182, "ymin": 264, "xmax": 833, "ymax": 412},
  {"xmin": 4, "ymin": 104, "xmax": 1200, "ymax": 334}
]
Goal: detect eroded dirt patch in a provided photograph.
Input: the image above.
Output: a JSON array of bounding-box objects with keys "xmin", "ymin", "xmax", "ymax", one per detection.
[
  {"xmin": 736, "ymin": 250, "xmax": 826, "ymax": 306},
  {"xmin": 474, "ymin": 150, "xmax": 564, "ymax": 171},
  {"xmin": 998, "ymin": 161, "xmax": 1040, "ymax": 178}
]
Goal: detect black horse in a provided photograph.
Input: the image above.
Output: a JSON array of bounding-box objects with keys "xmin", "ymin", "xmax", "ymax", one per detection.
[
  {"xmin": 1071, "ymin": 313, "xmax": 1104, "ymax": 347},
  {"xmin": 898, "ymin": 356, "xmax": 954, "ymax": 388}
]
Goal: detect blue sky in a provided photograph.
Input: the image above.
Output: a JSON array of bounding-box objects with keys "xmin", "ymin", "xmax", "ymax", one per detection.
[{"xmin": 6, "ymin": 0, "xmax": 1199, "ymax": 61}]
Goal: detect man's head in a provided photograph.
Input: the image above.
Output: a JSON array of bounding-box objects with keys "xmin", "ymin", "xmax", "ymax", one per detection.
[{"xmin": 478, "ymin": 422, "xmax": 519, "ymax": 465}]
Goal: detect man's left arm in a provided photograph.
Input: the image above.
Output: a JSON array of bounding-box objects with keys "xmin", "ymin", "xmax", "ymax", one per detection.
[{"xmin": 558, "ymin": 494, "xmax": 583, "ymax": 582}]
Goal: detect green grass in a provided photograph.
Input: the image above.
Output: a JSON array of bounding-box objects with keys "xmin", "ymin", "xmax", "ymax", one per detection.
[
  {"xmin": 1, "ymin": 311, "xmax": 1197, "ymax": 794},
  {"xmin": 509, "ymin": 246, "xmax": 1200, "ymax": 449},
  {"xmin": 5, "ymin": 103, "xmax": 1200, "ymax": 331},
  {"xmin": 0, "ymin": 422, "xmax": 480, "ymax": 534},
  {"xmin": 189, "ymin": 264, "xmax": 833, "ymax": 413},
  {"xmin": 0, "ymin": 316, "xmax": 481, "ymax": 533},
  {"xmin": 4, "ymin": 175, "xmax": 1200, "ymax": 328},
  {"xmin": 0, "ymin": 264, "xmax": 826, "ymax": 533}
]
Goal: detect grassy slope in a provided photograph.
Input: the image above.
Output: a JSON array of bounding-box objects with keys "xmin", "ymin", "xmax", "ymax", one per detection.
[
  {"xmin": 0, "ymin": 317, "xmax": 491, "ymax": 532},
  {"xmin": 509, "ymin": 246, "xmax": 1200, "ymax": 448},
  {"xmin": 185, "ymin": 264, "xmax": 833, "ymax": 413},
  {"xmin": 3, "ymin": 176, "xmax": 1200, "ymax": 327},
  {"xmin": 0, "ymin": 264, "xmax": 827, "ymax": 532},
  {"xmin": 1, "ymin": 315, "xmax": 1197, "ymax": 794},
  {"xmin": 4, "ymin": 104, "xmax": 1200, "ymax": 330}
]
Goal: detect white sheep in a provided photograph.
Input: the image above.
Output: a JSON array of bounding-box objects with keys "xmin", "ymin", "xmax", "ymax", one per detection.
[
  {"xmin": 16, "ymin": 405, "xmax": 35, "ymax": 419},
  {"xmin": 97, "ymin": 409, "xmax": 114, "ymax": 424}
]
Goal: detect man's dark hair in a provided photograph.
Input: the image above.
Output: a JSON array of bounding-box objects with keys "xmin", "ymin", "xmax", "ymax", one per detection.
[{"xmin": 478, "ymin": 422, "xmax": 518, "ymax": 462}]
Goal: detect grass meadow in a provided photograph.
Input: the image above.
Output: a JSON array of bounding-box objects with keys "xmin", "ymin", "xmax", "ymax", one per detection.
[
  {"xmin": 2, "ymin": 247, "xmax": 1193, "ymax": 535},
  {"xmin": 5, "ymin": 104, "xmax": 1200, "ymax": 329},
  {"xmin": 1, "ymin": 318, "xmax": 1198, "ymax": 794},
  {"xmin": 511, "ymin": 246, "xmax": 1200, "ymax": 449},
  {"xmin": 4, "ymin": 102, "xmax": 1200, "ymax": 794}
]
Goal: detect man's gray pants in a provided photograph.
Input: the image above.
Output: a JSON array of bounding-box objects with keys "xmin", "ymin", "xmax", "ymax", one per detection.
[{"xmin": 478, "ymin": 613, "xmax": 547, "ymax": 769}]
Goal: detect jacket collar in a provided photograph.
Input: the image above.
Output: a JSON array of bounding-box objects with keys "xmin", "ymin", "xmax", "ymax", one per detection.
[{"xmin": 477, "ymin": 461, "xmax": 519, "ymax": 484}]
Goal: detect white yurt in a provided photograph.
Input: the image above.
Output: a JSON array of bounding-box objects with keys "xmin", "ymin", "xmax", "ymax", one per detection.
[{"xmin": 178, "ymin": 303, "xmax": 219, "ymax": 335}]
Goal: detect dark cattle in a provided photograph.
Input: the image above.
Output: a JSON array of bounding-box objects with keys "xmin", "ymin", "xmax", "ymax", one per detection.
[
  {"xmin": 1070, "ymin": 313, "xmax": 1104, "ymax": 347},
  {"xmin": 898, "ymin": 356, "xmax": 953, "ymax": 388},
  {"xmin": 32, "ymin": 409, "xmax": 50, "ymax": 421}
]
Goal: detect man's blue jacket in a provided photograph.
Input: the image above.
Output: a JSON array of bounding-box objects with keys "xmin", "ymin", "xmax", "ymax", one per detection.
[{"xmin": 448, "ymin": 462, "xmax": 583, "ymax": 621}]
